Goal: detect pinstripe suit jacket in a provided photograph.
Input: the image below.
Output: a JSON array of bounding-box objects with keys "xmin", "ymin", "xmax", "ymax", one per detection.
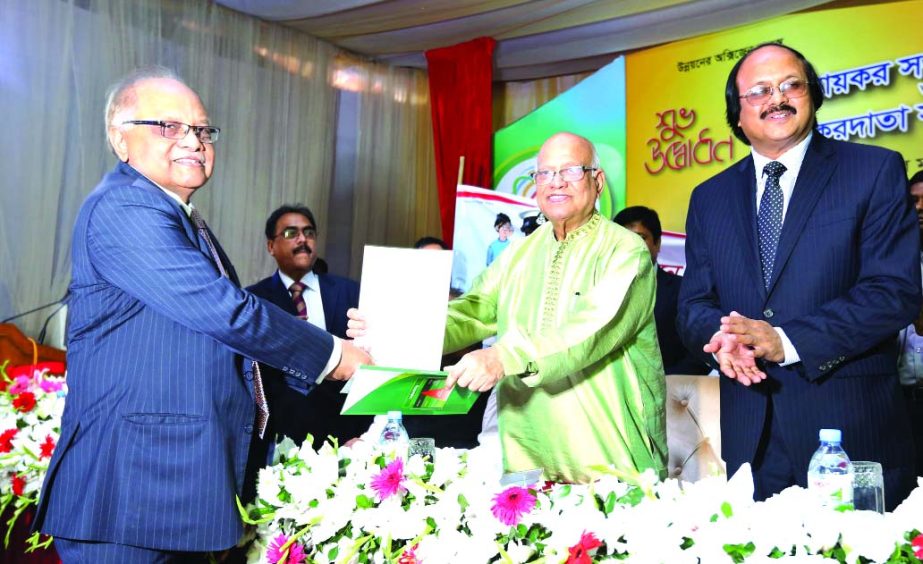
[
  {"xmin": 678, "ymin": 134, "xmax": 920, "ymax": 500},
  {"xmin": 34, "ymin": 162, "xmax": 335, "ymax": 551}
]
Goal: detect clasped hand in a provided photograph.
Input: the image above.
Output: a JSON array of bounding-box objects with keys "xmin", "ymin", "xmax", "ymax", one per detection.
[{"xmin": 705, "ymin": 311, "xmax": 784, "ymax": 386}]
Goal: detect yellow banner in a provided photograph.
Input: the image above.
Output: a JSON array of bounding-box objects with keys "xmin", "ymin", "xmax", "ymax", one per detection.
[{"xmin": 626, "ymin": 0, "xmax": 923, "ymax": 232}]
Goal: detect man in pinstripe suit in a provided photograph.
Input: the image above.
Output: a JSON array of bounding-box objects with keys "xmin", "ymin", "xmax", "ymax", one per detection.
[
  {"xmin": 33, "ymin": 67, "xmax": 371, "ymax": 562},
  {"xmin": 678, "ymin": 43, "xmax": 919, "ymax": 510}
]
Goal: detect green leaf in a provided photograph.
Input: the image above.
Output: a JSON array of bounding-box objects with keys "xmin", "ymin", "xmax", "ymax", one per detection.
[
  {"xmin": 720, "ymin": 501, "xmax": 733, "ymax": 519},
  {"xmin": 356, "ymin": 494, "xmax": 375, "ymax": 509}
]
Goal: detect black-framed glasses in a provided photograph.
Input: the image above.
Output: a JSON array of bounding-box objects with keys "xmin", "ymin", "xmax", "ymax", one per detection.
[
  {"xmin": 121, "ymin": 120, "xmax": 221, "ymax": 143},
  {"xmin": 739, "ymin": 79, "xmax": 809, "ymax": 106},
  {"xmin": 530, "ymin": 165, "xmax": 597, "ymax": 186},
  {"xmin": 275, "ymin": 226, "xmax": 317, "ymax": 240}
]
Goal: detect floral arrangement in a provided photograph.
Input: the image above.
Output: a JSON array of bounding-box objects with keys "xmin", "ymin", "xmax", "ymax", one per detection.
[
  {"xmin": 0, "ymin": 360, "xmax": 66, "ymax": 547},
  {"xmin": 242, "ymin": 438, "xmax": 923, "ymax": 564}
]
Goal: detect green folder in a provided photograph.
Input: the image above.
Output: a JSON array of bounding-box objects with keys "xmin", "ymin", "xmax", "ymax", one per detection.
[{"xmin": 341, "ymin": 365, "xmax": 480, "ymax": 415}]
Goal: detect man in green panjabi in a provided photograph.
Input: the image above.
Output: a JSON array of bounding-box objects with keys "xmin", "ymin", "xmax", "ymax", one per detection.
[{"xmin": 443, "ymin": 132, "xmax": 667, "ymax": 483}]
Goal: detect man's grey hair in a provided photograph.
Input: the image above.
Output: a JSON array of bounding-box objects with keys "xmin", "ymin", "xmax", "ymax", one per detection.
[
  {"xmin": 534, "ymin": 132, "xmax": 601, "ymax": 171},
  {"xmin": 104, "ymin": 65, "xmax": 184, "ymax": 132}
]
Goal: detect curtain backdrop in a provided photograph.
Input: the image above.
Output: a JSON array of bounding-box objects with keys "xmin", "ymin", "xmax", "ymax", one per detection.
[
  {"xmin": 0, "ymin": 0, "xmax": 439, "ymax": 340},
  {"xmin": 493, "ymin": 72, "xmax": 593, "ymax": 130},
  {"xmin": 425, "ymin": 37, "xmax": 496, "ymax": 246}
]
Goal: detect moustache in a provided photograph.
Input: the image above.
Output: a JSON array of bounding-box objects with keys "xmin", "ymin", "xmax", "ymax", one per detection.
[
  {"xmin": 293, "ymin": 245, "xmax": 313, "ymax": 256},
  {"xmin": 760, "ymin": 104, "xmax": 797, "ymax": 120}
]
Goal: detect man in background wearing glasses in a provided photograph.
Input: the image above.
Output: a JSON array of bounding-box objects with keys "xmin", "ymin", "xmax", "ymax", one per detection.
[
  {"xmin": 246, "ymin": 205, "xmax": 370, "ymax": 472},
  {"xmin": 432, "ymin": 131, "xmax": 667, "ymax": 483},
  {"xmin": 34, "ymin": 67, "xmax": 370, "ymax": 562},
  {"xmin": 678, "ymin": 43, "xmax": 919, "ymax": 510}
]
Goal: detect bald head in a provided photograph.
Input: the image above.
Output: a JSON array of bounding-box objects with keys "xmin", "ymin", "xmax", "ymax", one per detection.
[
  {"xmin": 534, "ymin": 132, "xmax": 605, "ymax": 239},
  {"xmin": 104, "ymin": 68, "xmax": 215, "ymax": 202}
]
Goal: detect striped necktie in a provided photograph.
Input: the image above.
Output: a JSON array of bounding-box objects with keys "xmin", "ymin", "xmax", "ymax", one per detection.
[
  {"xmin": 190, "ymin": 207, "xmax": 269, "ymax": 438},
  {"xmin": 289, "ymin": 281, "xmax": 309, "ymax": 320}
]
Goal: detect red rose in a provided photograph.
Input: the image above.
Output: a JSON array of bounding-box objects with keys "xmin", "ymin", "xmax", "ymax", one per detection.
[
  {"xmin": 11, "ymin": 474, "xmax": 26, "ymax": 496},
  {"xmin": 912, "ymin": 534, "xmax": 923, "ymax": 559},
  {"xmin": 0, "ymin": 429, "xmax": 17, "ymax": 453},
  {"xmin": 0, "ymin": 378, "xmax": 8, "ymax": 393},
  {"xmin": 12, "ymin": 391, "xmax": 36, "ymax": 412},
  {"xmin": 40, "ymin": 434, "xmax": 56, "ymax": 459}
]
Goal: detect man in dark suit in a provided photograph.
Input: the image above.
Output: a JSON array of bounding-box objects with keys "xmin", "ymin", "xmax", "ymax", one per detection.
[
  {"xmin": 678, "ymin": 43, "xmax": 920, "ymax": 510},
  {"xmin": 614, "ymin": 206, "xmax": 709, "ymax": 375},
  {"xmin": 247, "ymin": 205, "xmax": 372, "ymax": 453},
  {"xmin": 34, "ymin": 67, "xmax": 370, "ymax": 562}
]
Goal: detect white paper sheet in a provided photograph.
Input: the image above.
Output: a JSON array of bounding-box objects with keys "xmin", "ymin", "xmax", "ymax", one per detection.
[{"xmin": 356, "ymin": 245, "xmax": 454, "ymax": 371}]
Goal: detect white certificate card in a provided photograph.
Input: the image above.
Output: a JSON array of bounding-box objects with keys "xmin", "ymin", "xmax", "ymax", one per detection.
[{"xmin": 357, "ymin": 245, "xmax": 453, "ymax": 370}]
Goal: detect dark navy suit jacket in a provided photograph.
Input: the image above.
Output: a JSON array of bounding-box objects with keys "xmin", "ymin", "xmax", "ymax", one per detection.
[
  {"xmin": 35, "ymin": 162, "xmax": 335, "ymax": 551},
  {"xmin": 678, "ymin": 135, "xmax": 920, "ymax": 508},
  {"xmin": 655, "ymin": 268, "xmax": 710, "ymax": 375},
  {"xmin": 247, "ymin": 272, "xmax": 372, "ymax": 452}
]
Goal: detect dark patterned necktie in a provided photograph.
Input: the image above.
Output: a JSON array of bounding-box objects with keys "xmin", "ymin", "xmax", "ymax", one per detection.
[
  {"xmin": 757, "ymin": 161, "xmax": 787, "ymax": 288},
  {"xmin": 190, "ymin": 207, "xmax": 269, "ymax": 438},
  {"xmin": 289, "ymin": 281, "xmax": 309, "ymax": 320}
]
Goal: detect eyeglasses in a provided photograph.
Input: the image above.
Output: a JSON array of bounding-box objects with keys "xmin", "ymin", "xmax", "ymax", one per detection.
[
  {"xmin": 739, "ymin": 79, "xmax": 809, "ymax": 106},
  {"xmin": 530, "ymin": 165, "xmax": 597, "ymax": 186},
  {"xmin": 121, "ymin": 120, "xmax": 221, "ymax": 143},
  {"xmin": 275, "ymin": 226, "xmax": 317, "ymax": 240}
]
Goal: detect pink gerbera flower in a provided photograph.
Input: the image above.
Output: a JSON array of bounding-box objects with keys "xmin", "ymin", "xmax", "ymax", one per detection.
[
  {"xmin": 491, "ymin": 486, "xmax": 536, "ymax": 526},
  {"xmin": 912, "ymin": 534, "xmax": 923, "ymax": 559},
  {"xmin": 8, "ymin": 375, "xmax": 31, "ymax": 395},
  {"xmin": 371, "ymin": 457, "xmax": 407, "ymax": 500},
  {"xmin": 566, "ymin": 531, "xmax": 603, "ymax": 564},
  {"xmin": 266, "ymin": 533, "xmax": 305, "ymax": 564}
]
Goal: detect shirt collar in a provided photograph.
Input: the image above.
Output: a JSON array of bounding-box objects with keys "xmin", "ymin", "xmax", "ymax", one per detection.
[
  {"xmin": 751, "ymin": 132, "xmax": 812, "ymax": 179},
  {"xmin": 278, "ymin": 270, "xmax": 319, "ymax": 292}
]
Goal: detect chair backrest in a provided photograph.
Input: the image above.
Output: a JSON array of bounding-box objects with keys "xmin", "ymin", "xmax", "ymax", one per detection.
[{"xmin": 665, "ymin": 374, "xmax": 725, "ymax": 482}]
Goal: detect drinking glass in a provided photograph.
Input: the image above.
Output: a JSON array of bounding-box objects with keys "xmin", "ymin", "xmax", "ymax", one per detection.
[
  {"xmin": 409, "ymin": 437, "xmax": 435, "ymax": 459},
  {"xmin": 852, "ymin": 461, "xmax": 885, "ymax": 513}
]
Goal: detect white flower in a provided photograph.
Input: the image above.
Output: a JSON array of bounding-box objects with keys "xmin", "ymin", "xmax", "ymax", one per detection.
[
  {"xmin": 256, "ymin": 466, "xmax": 282, "ymax": 505},
  {"xmin": 838, "ymin": 509, "xmax": 903, "ymax": 563},
  {"xmin": 430, "ymin": 447, "xmax": 464, "ymax": 486},
  {"xmin": 504, "ymin": 540, "xmax": 534, "ymax": 563}
]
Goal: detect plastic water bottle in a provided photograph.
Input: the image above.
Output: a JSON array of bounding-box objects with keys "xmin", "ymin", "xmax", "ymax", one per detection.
[
  {"xmin": 807, "ymin": 428, "xmax": 854, "ymax": 509},
  {"xmin": 378, "ymin": 411, "xmax": 410, "ymax": 459}
]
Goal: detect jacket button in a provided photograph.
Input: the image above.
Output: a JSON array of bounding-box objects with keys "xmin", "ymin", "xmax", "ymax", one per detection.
[
  {"xmin": 244, "ymin": 424, "xmax": 253, "ymax": 434},
  {"xmin": 763, "ymin": 309, "xmax": 774, "ymax": 318}
]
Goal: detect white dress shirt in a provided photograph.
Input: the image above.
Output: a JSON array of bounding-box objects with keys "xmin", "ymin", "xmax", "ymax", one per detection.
[{"xmin": 277, "ymin": 270, "xmax": 328, "ymax": 332}]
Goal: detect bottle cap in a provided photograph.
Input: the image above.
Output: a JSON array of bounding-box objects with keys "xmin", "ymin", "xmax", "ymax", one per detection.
[
  {"xmin": 818, "ymin": 428, "xmax": 841, "ymax": 443},
  {"xmin": 387, "ymin": 410, "xmax": 402, "ymax": 420}
]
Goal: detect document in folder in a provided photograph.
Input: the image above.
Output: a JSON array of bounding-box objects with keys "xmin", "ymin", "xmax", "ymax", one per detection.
[
  {"xmin": 355, "ymin": 245, "xmax": 453, "ymax": 370},
  {"xmin": 342, "ymin": 245, "xmax": 479, "ymax": 415}
]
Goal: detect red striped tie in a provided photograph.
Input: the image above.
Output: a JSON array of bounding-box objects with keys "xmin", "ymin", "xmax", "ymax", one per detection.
[{"xmin": 290, "ymin": 281, "xmax": 308, "ymax": 320}]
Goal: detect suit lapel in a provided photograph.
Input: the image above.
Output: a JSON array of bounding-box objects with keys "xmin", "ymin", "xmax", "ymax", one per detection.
[
  {"xmin": 767, "ymin": 135, "xmax": 836, "ymax": 296},
  {"xmin": 268, "ymin": 272, "xmax": 299, "ymax": 315},
  {"xmin": 730, "ymin": 156, "xmax": 766, "ymax": 297}
]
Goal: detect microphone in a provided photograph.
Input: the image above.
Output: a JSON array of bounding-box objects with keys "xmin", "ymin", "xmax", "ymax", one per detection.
[{"xmin": 1, "ymin": 289, "xmax": 70, "ymax": 324}]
